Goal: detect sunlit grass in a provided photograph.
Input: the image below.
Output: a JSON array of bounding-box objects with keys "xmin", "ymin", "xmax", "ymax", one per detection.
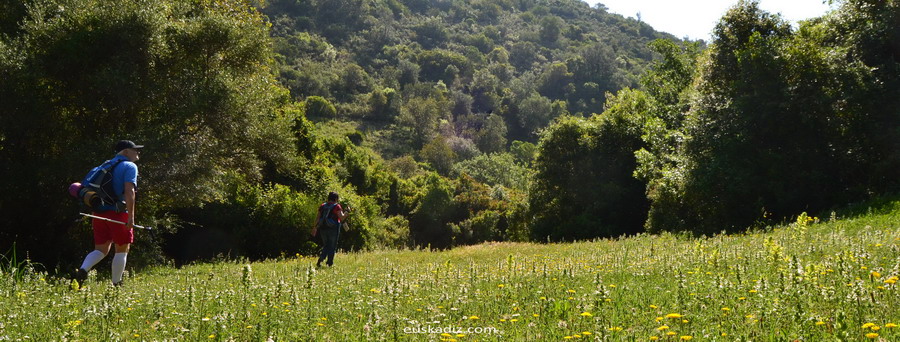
[{"xmin": 2, "ymin": 201, "xmax": 898, "ymax": 341}]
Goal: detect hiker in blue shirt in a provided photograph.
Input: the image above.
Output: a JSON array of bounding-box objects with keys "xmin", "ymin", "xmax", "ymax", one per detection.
[
  {"xmin": 311, "ymin": 192, "xmax": 351, "ymax": 268},
  {"xmin": 75, "ymin": 140, "xmax": 142, "ymax": 286}
]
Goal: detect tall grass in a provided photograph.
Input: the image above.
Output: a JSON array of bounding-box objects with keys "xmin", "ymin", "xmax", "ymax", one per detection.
[{"xmin": 1, "ymin": 201, "xmax": 898, "ymax": 341}]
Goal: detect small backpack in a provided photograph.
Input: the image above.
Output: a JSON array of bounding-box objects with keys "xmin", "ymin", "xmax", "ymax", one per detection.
[
  {"xmin": 317, "ymin": 203, "xmax": 340, "ymax": 230},
  {"xmin": 77, "ymin": 159, "xmax": 126, "ymax": 211}
]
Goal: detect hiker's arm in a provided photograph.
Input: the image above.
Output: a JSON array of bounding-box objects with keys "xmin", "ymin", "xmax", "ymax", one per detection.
[
  {"xmin": 338, "ymin": 206, "xmax": 351, "ymax": 221},
  {"xmin": 124, "ymin": 182, "xmax": 136, "ymax": 229}
]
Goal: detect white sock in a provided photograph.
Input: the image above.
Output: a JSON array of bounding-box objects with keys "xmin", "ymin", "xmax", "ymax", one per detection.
[
  {"xmin": 80, "ymin": 250, "xmax": 106, "ymax": 271},
  {"xmin": 111, "ymin": 253, "xmax": 127, "ymax": 283}
]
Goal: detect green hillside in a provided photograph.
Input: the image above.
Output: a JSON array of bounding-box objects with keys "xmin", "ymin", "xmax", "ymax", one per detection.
[{"xmin": 2, "ymin": 198, "xmax": 898, "ymax": 340}]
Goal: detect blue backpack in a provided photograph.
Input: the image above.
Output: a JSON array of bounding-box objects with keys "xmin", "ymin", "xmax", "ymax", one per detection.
[
  {"xmin": 317, "ymin": 203, "xmax": 340, "ymax": 230},
  {"xmin": 78, "ymin": 159, "xmax": 126, "ymax": 212}
]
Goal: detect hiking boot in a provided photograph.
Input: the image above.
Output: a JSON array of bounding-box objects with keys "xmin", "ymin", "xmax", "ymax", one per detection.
[
  {"xmin": 112, "ymin": 280, "xmax": 124, "ymax": 287},
  {"xmin": 74, "ymin": 268, "xmax": 88, "ymax": 283}
]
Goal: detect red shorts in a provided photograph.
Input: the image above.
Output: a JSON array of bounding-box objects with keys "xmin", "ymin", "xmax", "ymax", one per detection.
[{"xmin": 92, "ymin": 211, "xmax": 134, "ymax": 245}]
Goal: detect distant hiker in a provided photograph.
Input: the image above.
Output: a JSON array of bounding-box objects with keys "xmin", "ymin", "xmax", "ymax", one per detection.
[
  {"xmin": 74, "ymin": 140, "xmax": 143, "ymax": 286},
  {"xmin": 311, "ymin": 191, "xmax": 350, "ymax": 268}
]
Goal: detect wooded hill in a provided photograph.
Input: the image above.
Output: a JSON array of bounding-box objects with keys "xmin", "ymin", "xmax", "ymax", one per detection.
[{"xmin": 259, "ymin": 0, "xmax": 681, "ymax": 153}]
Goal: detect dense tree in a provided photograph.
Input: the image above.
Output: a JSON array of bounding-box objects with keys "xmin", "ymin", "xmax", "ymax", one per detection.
[
  {"xmin": 303, "ymin": 96, "xmax": 338, "ymax": 119},
  {"xmin": 453, "ymin": 152, "xmax": 529, "ymax": 191},
  {"xmin": 475, "ymin": 114, "xmax": 508, "ymax": 153},
  {"xmin": 529, "ymin": 89, "xmax": 650, "ymax": 241},
  {"xmin": 537, "ymin": 62, "xmax": 574, "ymax": 100},
  {"xmin": 394, "ymin": 95, "xmax": 449, "ymax": 149},
  {"xmin": 408, "ymin": 174, "xmax": 456, "ymax": 248},
  {"xmin": 420, "ymin": 136, "xmax": 458, "ymax": 175},
  {"xmin": 0, "ymin": 0, "xmax": 296, "ymax": 265},
  {"xmin": 637, "ymin": 0, "xmax": 900, "ymax": 234}
]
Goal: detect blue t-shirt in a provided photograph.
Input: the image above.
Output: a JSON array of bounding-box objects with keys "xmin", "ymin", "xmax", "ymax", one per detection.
[{"xmin": 83, "ymin": 155, "xmax": 138, "ymax": 212}]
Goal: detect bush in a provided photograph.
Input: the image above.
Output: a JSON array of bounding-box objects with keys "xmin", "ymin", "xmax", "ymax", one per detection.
[
  {"xmin": 452, "ymin": 153, "xmax": 530, "ymax": 191},
  {"xmin": 451, "ymin": 210, "xmax": 501, "ymax": 244},
  {"xmin": 305, "ymin": 96, "xmax": 337, "ymax": 119},
  {"xmin": 369, "ymin": 215, "xmax": 411, "ymax": 249}
]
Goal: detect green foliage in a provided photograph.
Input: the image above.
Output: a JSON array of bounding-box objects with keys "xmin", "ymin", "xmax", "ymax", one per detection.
[
  {"xmin": 412, "ymin": 17, "xmax": 448, "ymax": 49},
  {"xmin": 274, "ymin": 32, "xmax": 336, "ymax": 63},
  {"xmin": 530, "ymin": 90, "xmax": 651, "ymax": 240},
  {"xmin": 367, "ymin": 87, "xmax": 400, "ymax": 121},
  {"xmin": 419, "ymin": 136, "xmax": 457, "ymax": 175},
  {"xmin": 169, "ymin": 169, "xmax": 395, "ymax": 261},
  {"xmin": 538, "ymin": 62, "xmax": 574, "ymax": 100},
  {"xmin": 539, "ymin": 15, "xmax": 564, "ymax": 45},
  {"xmin": 452, "ymin": 152, "xmax": 530, "ymax": 191},
  {"xmin": 416, "ymin": 49, "xmax": 472, "ymax": 84},
  {"xmin": 408, "ymin": 173, "xmax": 456, "ymax": 248},
  {"xmin": 394, "ymin": 94, "xmax": 449, "ymax": 150},
  {"xmin": 0, "ymin": 0, "xmax": 296, "ymax": 265},
  {"xmin": 475, "ymin": 113, "xmax": 508, "ymax": 153},
  {"xmin": 450, "ymin": 210, "xmax": 502, "ymax": 244},
  {"xmin": 304, "ymin": 96, "xmax": 337, "ymax": 119},
  {"xmin": 369, "ymin": 215, "xmax": 412, "ymax": 249},
  {"xmin": 635, "ymin": 0, "xmax": 900, "ymax": 234},
  {"xmin": 262, "ymin": 0, "xmax": 675, "ymax": 151},
  {"xmin": 509, "ymin": 140, "xmax": 538, "ymax": 165}
]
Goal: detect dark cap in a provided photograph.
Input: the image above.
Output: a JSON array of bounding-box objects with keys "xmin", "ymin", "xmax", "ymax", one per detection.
[{"xmin": 115, "ymin": 140, "xmax": 144, "ymax": 153}]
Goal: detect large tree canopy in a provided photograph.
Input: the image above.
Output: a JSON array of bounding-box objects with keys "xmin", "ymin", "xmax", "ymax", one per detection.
[{"xmin": 0, "ymin": 0, "xmax": 296, "ymax": 263}]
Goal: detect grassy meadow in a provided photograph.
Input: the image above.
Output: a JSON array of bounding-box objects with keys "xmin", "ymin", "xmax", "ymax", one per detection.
[{"xmin": 2, "ymin": 200, "xmax": 899, "ymax": 341}]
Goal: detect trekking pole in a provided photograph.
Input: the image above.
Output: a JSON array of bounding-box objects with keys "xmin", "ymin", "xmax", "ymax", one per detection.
[{"xmin": 79, "ymin": 213, "xmax": 153, "ymax": 230}]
